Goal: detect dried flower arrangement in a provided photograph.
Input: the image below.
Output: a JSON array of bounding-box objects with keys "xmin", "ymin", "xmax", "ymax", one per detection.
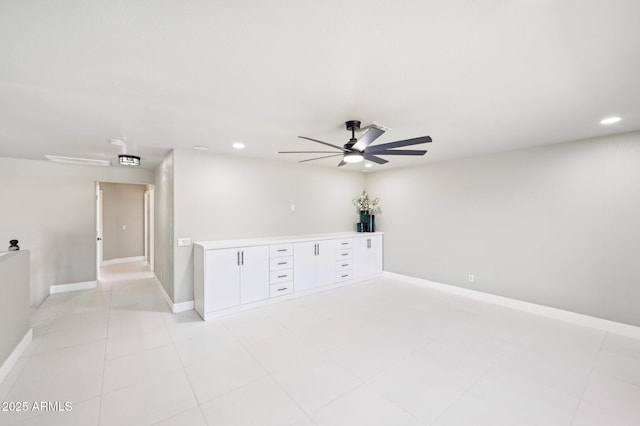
[{"xmin": 352, "ymin": 190, "xmax": 381, "ymax": 215}]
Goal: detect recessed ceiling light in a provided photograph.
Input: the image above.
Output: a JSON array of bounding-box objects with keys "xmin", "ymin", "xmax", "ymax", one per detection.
[
  {"xmin": 600, "ymin": 116, "xmax": 622, "ymax": 125},
  {"xmin": 45, "ymin": 155, "xmax": 111, "ymax": 167},
  {"xmin": 364, "ymin": 163, "xmax": 372, "ymax": 168},
  {"xmin": 232, "ymin": 142, "xmax": 246, "ymax": 150},
  {"xmin": 193, "ymin": 145, "xmax": 208, "ymax": 151},
  {"xmin": 118, "ymin": 155, "xmax": 141, "ymax": 166}
]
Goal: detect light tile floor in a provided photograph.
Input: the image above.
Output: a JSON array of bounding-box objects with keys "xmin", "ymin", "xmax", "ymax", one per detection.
[{"xmin": 2, "ymin": 272, "xmax": 640, "ymax": 425}]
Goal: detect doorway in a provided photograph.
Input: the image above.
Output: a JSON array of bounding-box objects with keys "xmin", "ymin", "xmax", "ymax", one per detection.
[{"xmin": 96, "ymin": 182, "xmax": 155, "ymax": 281}]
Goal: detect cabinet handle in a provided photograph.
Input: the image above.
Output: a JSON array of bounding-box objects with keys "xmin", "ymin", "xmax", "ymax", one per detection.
[
  {"xmin": 341, "ymin": 274, "xmax": 348, "ymax": 278},
  {"xmin": 277, "ymin": 262, "xmax": 287, "ymax": 265},
  {"xmin": 277, "ymin": 249, "xmax": 287, "ymax": 252},
  {"xmin": 342, "ymin": 264, "xmax": 348, "ymax": 267},
  {"xmin": 237, "ymin": 251, "xmax": 240, "ymax": 265},
  {"xmin": 241, "ymin": 251, "xmax": 244, "ymax": 265},
  {"xmin": 277, "ymin": 274, "xmax": 288, "ymax": 278},
  {"xmin": 341, "ymin": 242, "xmax": 348, "ymax": 245},
  {"xmin": 341, "ymin": 253, "xmax": 348, "ymax": 256},
  {"xmin": 317, "ymin": 244, "xmax": 320, "ymax": 255},
  {"xmin": 278, "ymin": 287, "xmax": 287, "ymax": 291}
]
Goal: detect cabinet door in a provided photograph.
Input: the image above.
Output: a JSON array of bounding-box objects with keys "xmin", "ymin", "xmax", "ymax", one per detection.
[
  {"xmin": 368, "ymin": 235, "xmax": 383, "ymax": 275},
  {"xmin": 316, "ymin": 239, "xmax": 336, "ymax": 286},
  {"xmin": 352, "ymin": 237, "xmax": 370, "ymax": 280},
  {"xmin": 240, "ymin": 245, "xmax": 270, "ymax": 304},
  {"xmin": 294, "ymin": 241, "xmax": 317, "ymax": 292},
  {"xmin": 205, "ymin": 248, "xmax": 240, "ymax": 311},
  {"xmin": 353, "ymin": 236, "xmax": 383, "ymax": 280}
]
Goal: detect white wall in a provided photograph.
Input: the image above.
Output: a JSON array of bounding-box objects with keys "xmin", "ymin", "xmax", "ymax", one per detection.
[
  {"xmin": 366, "ymin": 131, "xmax": 640, "ymax": 327},
  {"xmin": 171, "ymin": 149, "xmax": 365, "ymax": 303},
  {"xmin": 101, "ymin": 182, "xmax": 146, "ymax": 261},
  {"xmin": 154, "ymin": 152, "xmax": 175, "ymax": 300},
  {"xmin": 0, "ymin": 157, "xmax": 154, "ymax": 306}
]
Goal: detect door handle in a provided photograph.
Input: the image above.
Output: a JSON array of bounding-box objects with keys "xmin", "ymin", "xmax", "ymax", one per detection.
[{"xmin": 97, "ymin": 237, "xmax": 102, "ymax": 241}]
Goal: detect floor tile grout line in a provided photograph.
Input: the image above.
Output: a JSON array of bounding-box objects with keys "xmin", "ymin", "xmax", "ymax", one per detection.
[
  {"xmin": 568, "ymin": 330, "xmax": 608, "ymax": 426},
  {"xmin": 160, "ymin": 299, "xmax": 205, "ymax": 424},
  {"xmin": 219, "ymin": 318, "xmax": 318, "ymax": 424},
  {"xmin": 96, "ymin": 278, "xmax": 114, "ymax": 426}
]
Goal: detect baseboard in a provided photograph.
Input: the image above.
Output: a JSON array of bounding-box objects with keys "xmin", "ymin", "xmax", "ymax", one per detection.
[
  {"xmin": 154, "ymin": 275, "xmax": 194, "ymax": 314},
  {"xmin": 0, "ymin": 328, "xmax": 32, "ymax": 384},
  {"xmin": 50, "ymin": 280, "xmax": 97, "ymax": 294},
  {"xmin": 383, "ymin": 271, "xmax": 640, "ymax": 340},
  {"xmin": 101, "ymin": 256, "xmax": 146, "ymax": 266}
]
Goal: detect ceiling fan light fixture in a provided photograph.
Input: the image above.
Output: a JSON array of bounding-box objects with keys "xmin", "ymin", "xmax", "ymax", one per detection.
[
  {"xmin": 118, "ymin": 155, "xmax": 141, "ymax": 166},
  {"xmin": 343, "ymin": 152, "xmax": 364, "ymax": 163}
]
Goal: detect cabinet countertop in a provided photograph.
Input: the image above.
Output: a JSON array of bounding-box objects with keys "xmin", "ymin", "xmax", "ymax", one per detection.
[{"xmin": 194, "ymin": 232, "xmax": 384, "ymax": 250}]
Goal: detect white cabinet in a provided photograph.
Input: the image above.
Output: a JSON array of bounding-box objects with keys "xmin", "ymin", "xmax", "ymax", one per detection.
[
  {"xmin": 201, "ymin": 245, "xmax": 269, "ymax": 314},
  {"xmin": 194, "ymin": 232, "xmax": 383, "ymax": 320},
  {"xmin": 294, "ymin": 239, "xmax": 336, "ymax": 292},
  {"xmin": 353, "ymin": 235, "xmax": 383, "ymax": 280}
]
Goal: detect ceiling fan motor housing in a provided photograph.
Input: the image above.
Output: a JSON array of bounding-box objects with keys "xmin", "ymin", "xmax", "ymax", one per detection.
[{"xmin": 345, "ymin": 120, "xmax": 361, "ymax": 132}]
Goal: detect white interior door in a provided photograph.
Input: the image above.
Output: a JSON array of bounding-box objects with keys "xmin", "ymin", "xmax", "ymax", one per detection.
[
  {"xmin": 96, "ymin": 184, "xmax": 103, "ymax": 279},
  {"xmin": 144, "ymin": 191, "xmax": 149, "ymax": 262}
]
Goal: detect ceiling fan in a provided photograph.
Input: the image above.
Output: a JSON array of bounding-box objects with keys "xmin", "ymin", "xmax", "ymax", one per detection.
[{"xmin": 279, "ymin": 120, "xmax": 432, "ymax": 167}]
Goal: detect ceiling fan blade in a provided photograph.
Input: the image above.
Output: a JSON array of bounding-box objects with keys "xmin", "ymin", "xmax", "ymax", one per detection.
[
  {"xmin": 363, "ymin": 153, "xmax": 389, "ymax": 165},
  {"xmin": 337, "ymin": 160, "xmax": 346, "ymax": 167},
  {"xmin": 351, "ymin": 127, "xmax": 385, "ymax": 152},
  {"xmin": 298, "ymin": 136, "xmax": 346, "ymax": 152},
  {"xmin": 279, "ymin": 151, "xmax": 343, "ymax": 154},
  {"xmin": 369, "ymin": 149, "xmax": 427, "ymax": 156},
  {"xmin": 299, "ymin": 154, "xmax": 344, "ymax": 163},
  {"xmin": 366, "ymin": 136, "xmax": 432, "ymax": 153}
]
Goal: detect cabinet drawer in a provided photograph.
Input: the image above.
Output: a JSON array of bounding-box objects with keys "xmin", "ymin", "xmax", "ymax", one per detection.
[
  {"xmin": 336, "ymin": 260, "xmax": 352, "ymax": 270},
  {"xmin": 335, "ymin": 249, "xmax": 352, "ymax": 260},
  {"xmin": 335, "ymin": 239, "xmax": 352, "ymax": 249},
  {"xmin": 270, "ymin": 283, "xmax": 293, "ymax": 297},
  {"xmin": 336, "ymin": 270, "xmax": 352, "ymax": 281},
  {"xmin": 270, "ymin": 256, "xmax": 293, "ymax": 271},
  {"xmin": 270, "ymin": 244, "xmax": 293, "ymax": 257},
  {"xmin": 270, "ymin": 269, "xmax": 293, "ymax": 284}
]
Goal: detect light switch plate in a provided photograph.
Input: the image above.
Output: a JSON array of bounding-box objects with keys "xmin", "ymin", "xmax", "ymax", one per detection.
[{"xmin": 177, "ymin": 237, "xmax": 191, "ymax": 247}]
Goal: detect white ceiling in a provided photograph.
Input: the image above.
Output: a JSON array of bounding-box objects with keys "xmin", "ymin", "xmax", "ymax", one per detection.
[{"xmin": 1, "ymin": 0, "xmax": 639, "ymax": 171}]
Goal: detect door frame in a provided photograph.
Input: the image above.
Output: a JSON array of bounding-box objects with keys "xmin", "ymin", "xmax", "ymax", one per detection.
[{"xmin": 96, "ymin": 181, "xmax": 154, "ymax": 279}]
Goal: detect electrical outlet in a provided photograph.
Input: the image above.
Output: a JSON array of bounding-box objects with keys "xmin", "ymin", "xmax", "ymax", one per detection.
[
  {"xmin": 468, "ymin": 274, "xmax": 475, "ymax": 283},
  {"xmin": 177, "ymin": 237, "xmax": 191, "ymax": 247}
]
